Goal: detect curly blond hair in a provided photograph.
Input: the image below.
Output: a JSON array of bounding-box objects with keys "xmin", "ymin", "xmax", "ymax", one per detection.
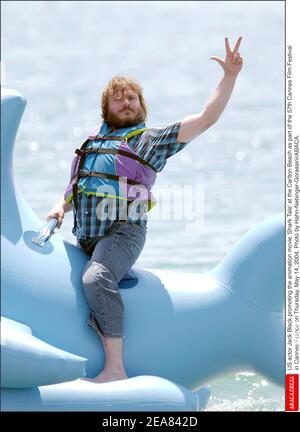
[{"xmin": 101, "ymin": 75, "xmax": 148, "ymax": 122}]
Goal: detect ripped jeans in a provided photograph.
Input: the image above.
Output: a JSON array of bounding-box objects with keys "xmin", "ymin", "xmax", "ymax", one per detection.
[{"xmin": 77, "ymin": 221, "xmax": 147, "ymax": 339}]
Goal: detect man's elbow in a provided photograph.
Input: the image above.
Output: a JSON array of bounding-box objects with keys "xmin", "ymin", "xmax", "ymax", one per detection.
[
  {"xmin": 178, "ymin": 120, "xmax": 214, "ymax": 143},
  {"xmin": 202, "ymin": 113, "xmax": 219, "ymax": 130}
]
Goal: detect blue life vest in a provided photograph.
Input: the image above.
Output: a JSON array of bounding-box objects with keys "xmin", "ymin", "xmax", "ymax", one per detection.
[{"xmin": 71, "ymin": 122, "xmax": 158, "ymax": 226}]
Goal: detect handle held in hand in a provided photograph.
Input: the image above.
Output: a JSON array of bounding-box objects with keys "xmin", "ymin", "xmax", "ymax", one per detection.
[{"xmin": 32, "ymin": 218, "xmax": 58, "ymax": 247}]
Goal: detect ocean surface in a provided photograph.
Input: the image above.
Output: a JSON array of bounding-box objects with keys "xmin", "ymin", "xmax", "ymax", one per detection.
[{"xmin": 2, "ymin": 1, "xmax": 285, "ymax": 411}]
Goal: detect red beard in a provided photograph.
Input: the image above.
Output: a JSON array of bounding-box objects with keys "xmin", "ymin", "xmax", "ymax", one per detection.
[{"xmin": 105, "ymin": 108, "xmax": 145, "ymax": 130}]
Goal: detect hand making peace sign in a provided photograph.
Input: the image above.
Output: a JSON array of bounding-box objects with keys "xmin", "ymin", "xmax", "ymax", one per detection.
[{"xmin": 210, "ymin": 36, "xmax": 243, "ymax": 76}]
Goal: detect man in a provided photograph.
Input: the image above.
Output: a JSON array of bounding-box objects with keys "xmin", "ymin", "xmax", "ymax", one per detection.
[{"xmin": 47, "ymin": 36, "xmax": 243, "ymax": 383}]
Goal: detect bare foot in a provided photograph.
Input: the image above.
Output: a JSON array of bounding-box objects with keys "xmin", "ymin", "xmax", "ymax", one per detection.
[{"xmin": 81, "ymin": 366, "xmax": 128, "ymax": 384}]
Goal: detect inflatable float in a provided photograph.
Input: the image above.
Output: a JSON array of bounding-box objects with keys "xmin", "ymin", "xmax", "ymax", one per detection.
[{"xmin": 1, "ymin": 88, "xmax": 284, "ymax": 411}]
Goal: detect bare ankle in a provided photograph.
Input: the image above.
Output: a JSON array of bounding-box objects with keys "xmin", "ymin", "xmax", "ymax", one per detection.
[{"xmin": 104, "ymin": 363, "xmax": 125, "ymax": 372}]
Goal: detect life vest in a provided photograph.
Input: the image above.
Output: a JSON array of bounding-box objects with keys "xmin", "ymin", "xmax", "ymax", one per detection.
[{"xmin": 71, "ymin": 122, "xmax": 158, "ymax": 226}]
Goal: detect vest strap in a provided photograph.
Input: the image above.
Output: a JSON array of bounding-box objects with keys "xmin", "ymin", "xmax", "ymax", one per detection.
[
  {"xmin": 93, "ymin": 128, "xmax": 147, "ymax": 142},
  {"xmin": 124, "ymin": 128, "xmax": 147, "ymax": 140},
  {"xmin": 78, "ymin": 170, "xmax": 142, "ymax": 186},
  {"xmin": 94, "ymin": 135, "xmax": 124, "ymax": 141},
  {"xmin": 75, "ymin": 147, "xmax": 157, "ymax": 172}
]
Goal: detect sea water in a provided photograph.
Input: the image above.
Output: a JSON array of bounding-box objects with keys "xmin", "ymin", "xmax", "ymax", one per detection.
[{"xmin": 2, "ymin": 0, "xmax": 285, "ymax": 411}]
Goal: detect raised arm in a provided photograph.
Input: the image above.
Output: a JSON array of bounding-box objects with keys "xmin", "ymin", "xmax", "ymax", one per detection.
[{"xmin": 177, "ymin": 36, "xmax": 243, "ymax": 143}]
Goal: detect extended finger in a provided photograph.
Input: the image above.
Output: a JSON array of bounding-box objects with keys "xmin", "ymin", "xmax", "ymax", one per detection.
[
  {"xmin": 225, "ymin": 37, "xmax": 231, "ymax": 55},
  {"xmin": 210, "ymin": 56, "xmax": 225, "ymax": 67},
  {"xmin": 233, "ymin": 36, "xmax": 242, "ymax": 54}
]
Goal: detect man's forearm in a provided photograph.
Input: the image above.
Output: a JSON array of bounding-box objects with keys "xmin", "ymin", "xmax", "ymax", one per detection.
[
  {"xmin": 202, "ymin": 72, "xmax": 237, "ymax": 125},
  {"xmin": 57, "ymin": 193, "xmax": 72, "ymax": 213},
  {"xmin": 177, "ymin": 72, "xmax": 237, "ymax": 143}
]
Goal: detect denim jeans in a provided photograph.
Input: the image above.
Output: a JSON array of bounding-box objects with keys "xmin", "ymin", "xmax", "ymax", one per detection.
[{"xmin": 77, "ymin": 221, "xmax": 147, "ymax": 339}]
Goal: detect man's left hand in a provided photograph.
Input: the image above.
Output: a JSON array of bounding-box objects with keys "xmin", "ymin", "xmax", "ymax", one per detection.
[{"xmin": 210, "ymin": 36, "xmax": 243, "ymax": 76}]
